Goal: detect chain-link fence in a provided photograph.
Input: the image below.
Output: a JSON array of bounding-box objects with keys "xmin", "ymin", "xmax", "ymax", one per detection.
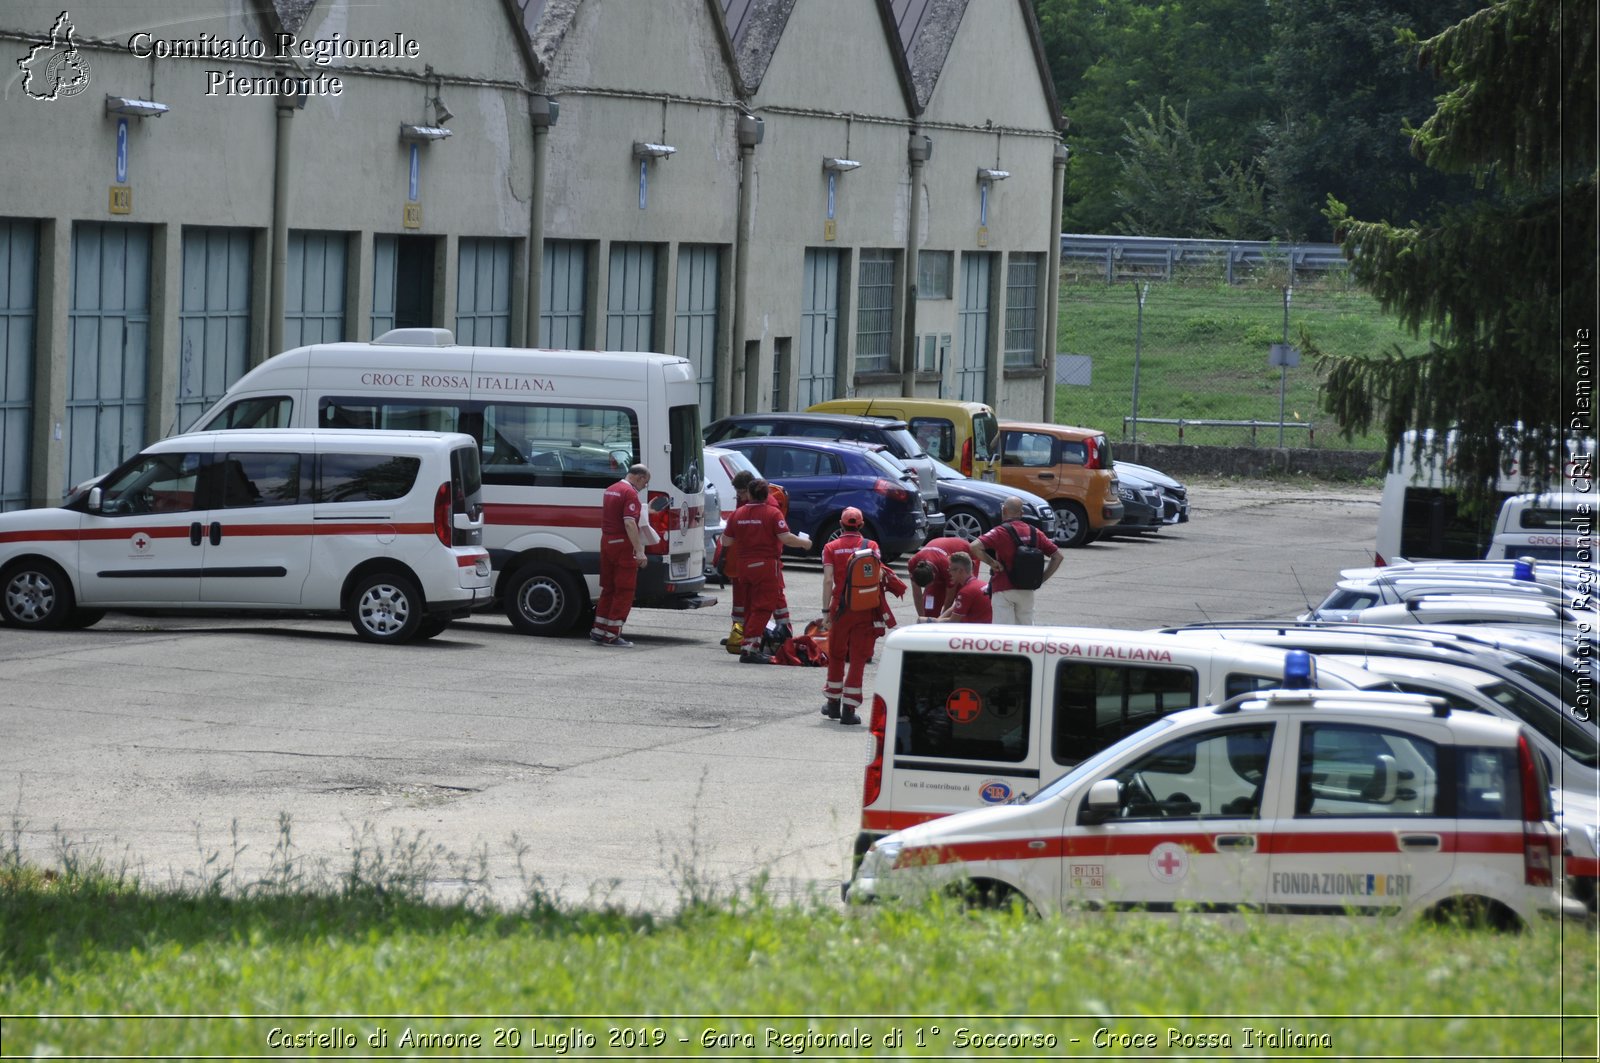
[{"xmin": 1055, "ymin": 273, "xmax": 1415, "ymax": 451}]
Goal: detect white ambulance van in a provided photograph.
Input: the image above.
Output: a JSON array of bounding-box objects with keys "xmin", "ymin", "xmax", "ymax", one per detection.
[
  {"xmin": 187, "ymin": 329, "xmax": 712, "ymax": 635},
  {"xmin": 853, "ymin": 689, "xmax": 1580, "ymax": 928},
  {"xmin": 1486, "ymin": 491, "xmax": 1595, "ymax": 563},
  {"xmin": 0, "ymin": 429, "xmax": 490, "ymax": 643},
  {"xmin": 853, "ymin": 624, "xmax": 1383, "ymax": 862}
]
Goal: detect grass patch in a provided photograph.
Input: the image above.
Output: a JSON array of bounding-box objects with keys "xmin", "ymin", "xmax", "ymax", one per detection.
[
  {"xmin": 3, "ymin": 830, "xmax": 1594, "ymax": 1058},
  {"xmin": 1054, "ymin": 276, "xmax": 1430, "ymax": 450}
]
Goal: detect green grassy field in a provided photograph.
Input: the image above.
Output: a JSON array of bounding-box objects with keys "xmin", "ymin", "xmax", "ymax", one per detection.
[
  {"xmin": 3, "ymin": 848, "xmax": 1595, "ymax": 1059},
  {"xmin": 1054, "ymin": 273, "xmax": 1429, "ymax": 451}
]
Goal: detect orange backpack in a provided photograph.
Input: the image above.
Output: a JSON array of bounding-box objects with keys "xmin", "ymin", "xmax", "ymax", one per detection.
[{"xmin": 839, "ymin": 548, "xmax": 884, "ymax": 614}]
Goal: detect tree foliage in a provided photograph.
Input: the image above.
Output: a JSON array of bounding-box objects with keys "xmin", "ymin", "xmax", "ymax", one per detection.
[
  {"xmin": 1312, "ymin": 0, "xmax": 1597, "ymax": 503},
  {"xmin": 1114, "ymin": 101, "xmax": 1271, "ymax": 237},
  {"xmin": 1260, "ymin": 0, "xmax": 1482, "ymax": 240}
]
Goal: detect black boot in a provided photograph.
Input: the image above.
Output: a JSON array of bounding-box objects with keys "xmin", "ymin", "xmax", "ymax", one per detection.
[
  {"xmin": 839, "ymin": 704, "xmax": 862, "ymax": 726},
  {"xmin": 822, "ymin": 698, "xmax": 841, "ymax": 719}
]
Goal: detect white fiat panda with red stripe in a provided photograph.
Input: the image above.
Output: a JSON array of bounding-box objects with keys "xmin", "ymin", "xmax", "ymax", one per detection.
[
  {"xmin": 0, "ymin": 430, "xmax": 490, "ymax": 643},
  {"xmin": 852, "ymin": 689, "xmax": 1582, "ymax": 928}
]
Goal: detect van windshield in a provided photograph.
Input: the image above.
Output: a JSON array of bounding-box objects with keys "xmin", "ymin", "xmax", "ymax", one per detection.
[
  {"xmin": 881, "ymin": 426, "xmax": 927, "ymax": 460},
  {"xmin": 1027, "ymin": 718, "xmax": 1179, "ymax": 804}
]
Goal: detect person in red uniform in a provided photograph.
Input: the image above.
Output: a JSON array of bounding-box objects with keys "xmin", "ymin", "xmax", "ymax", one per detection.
[
  {"xmin": 820, "ymin": 507, "xmax": 908, "ymax": 725},
  {"xmin": 723, "ymin": 479, "xmax": 810, "ymax": 663},
  {"xmin": 905, "ymin": 535, "xmax": 979, "ymax": 621},
  {"xmin": 590, "ymin": 463, "xmax": 651, "ymax": 647},
  {"xmin": 938, "ymin": 550, "xmax": 992, "ymax": 623},
  {"xmin": 720, "ymin": 470, "xmax": 792, "ymax": 654}
]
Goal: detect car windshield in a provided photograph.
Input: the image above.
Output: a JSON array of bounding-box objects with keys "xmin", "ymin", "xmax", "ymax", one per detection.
[
  {"xmin": 860, "ymin": 447, "xmax": 911, "ymax": 479},
  {"xmin": 1479, "ymin": 679, "xmax": 1600, "ymax": 767},
  {"xmin": 1026, "ymin": 717, "xmax": 1181, "ymax": 803},
  {"xmin": 714, "ymin": 449, "xmax": 759, "ymax": 480},
  {"xmin": 931, "ymin": 462, "xmax": 964, "ymax": 481},
  {"xmin": 882, "ymin": 427, "xmax": 928, "ymax": 460}
]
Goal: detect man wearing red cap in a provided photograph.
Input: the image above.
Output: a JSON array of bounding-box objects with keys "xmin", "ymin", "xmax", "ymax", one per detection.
[
  {"xmin": 904, "ymin": 535, "xmax": 979, "ymax": 621},
  {"xmin": 819, "ymin": 506, "xmax": 907, "ymax": 725}
]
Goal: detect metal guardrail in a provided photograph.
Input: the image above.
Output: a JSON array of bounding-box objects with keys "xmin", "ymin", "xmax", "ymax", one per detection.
[
  {"xmin": 1123, "ymin": 417, "xmax": 1315, "ymax": 446},
  {"xmin": 1062, "ymin": 234, "xmax": 1347, "ymax": 284}
]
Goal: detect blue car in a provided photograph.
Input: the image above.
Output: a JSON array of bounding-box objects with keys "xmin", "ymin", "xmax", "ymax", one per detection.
[{"xmin": 713, "ymin": 437, "xmax": 928, "ymax": 561}]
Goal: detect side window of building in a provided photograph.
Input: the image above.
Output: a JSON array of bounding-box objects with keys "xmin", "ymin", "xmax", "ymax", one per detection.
[
  {"xmin": 1107, "ymin": 724, "xmax": 1275, "ymax": 820},
  {"xmin": 894, "ymin": 651, "xmax": 1032, "ymax": 763},
  {"xmin": 315, "ymin": 454, "xmax": 420, "ymax": 503},
  {"xmin": 1054, "ymin": 662, "xmax": 1199, "ymax": 765},
  {"xmin": 1295, "ymin": 723, "xmax": 1440, "ymax": 818},
  {"xmin": 219, "ymin": 452, "xmax": 303, "ymax": 508}
]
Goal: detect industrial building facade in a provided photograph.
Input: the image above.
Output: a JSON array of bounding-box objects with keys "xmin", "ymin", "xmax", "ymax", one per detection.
[{"xmin": 0, "ymin": 0, "xmax": 1065, "ymax": 509}]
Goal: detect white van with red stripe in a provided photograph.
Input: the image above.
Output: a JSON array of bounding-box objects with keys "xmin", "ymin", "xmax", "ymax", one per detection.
[
  {"xmin": 0, "ymin": 430, "xmax": 490, "ymax": 643},
  {"xmin": 853, "ymin": 624, "xmax": 1383, "ymax": 863},
  {"xmin": 188, "ymin": 328, "xmax": 712, "ymax": 636},
  {"xmin": 853, "ymin": 690, "xmax": 1581, "ymax": 927}
]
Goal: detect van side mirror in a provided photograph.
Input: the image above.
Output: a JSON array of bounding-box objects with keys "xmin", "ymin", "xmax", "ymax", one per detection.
[
  {"xmin": 1077, "ymin": 778, "xmax": 1122, "ymax": 825},
  {"xmin": 87, "ymin": 487, "xmax": 103, "ymax": 513}
]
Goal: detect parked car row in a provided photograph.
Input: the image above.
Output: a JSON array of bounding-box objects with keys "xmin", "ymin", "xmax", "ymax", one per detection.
[
  {"xmin": 847, "ymin": 555, "xmax": 1598, "ymax": 926},
  {"xmin": 702, "ymin": 401, "xmax": 1192, "ymax": 560}
]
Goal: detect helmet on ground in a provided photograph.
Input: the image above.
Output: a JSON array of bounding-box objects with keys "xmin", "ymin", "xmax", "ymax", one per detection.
[{"xmin": 840, "ymin": 506, "xmax": 864, "ymax": 528}]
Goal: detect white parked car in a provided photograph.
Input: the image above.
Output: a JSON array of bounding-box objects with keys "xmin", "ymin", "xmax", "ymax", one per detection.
[
  {"xmin": 852, "ymin": 689, "xmax": 1581, "ymax": 928},
  {"xmin": 0, "ymin": 430, "xmax": 491, "ymax": 643}
]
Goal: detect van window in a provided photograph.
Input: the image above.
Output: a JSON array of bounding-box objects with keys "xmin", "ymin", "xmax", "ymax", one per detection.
[
  {"xmin": 203, "ymin": 395, "xmax": 293, "ymax": 431},
  {"xmin": 669, "ymin": 404, "xmax": 702, "ymax": 493},
  {"xmin": 321, "ymin": 398, "xmax": 463, "ymax": 434},
  {"xmin": 481, "ymin": 403, "xmax": 640, "ymax": 489},
  {"xmin": 909, "ymin": 418, "xmax": 954, "ymax": 462},
  {"xmin": 972, "ymin": 412, "xmax": 998, "ymax": 462},
  {"xmin": 99, "ymin": 452, "xmax": 205, "ymax": 515},
  {"xmin": 220, "ymin": 452, "xmax": 303, "ymax": 507},
  {"xmin": 315, "ymin": 454, "xmax": 420, "ymax": 503},
  {"xmin": 1053, "ymin": 662, "xmax": 1199, "ymax": 764},
  {"xmin": 894, "ymin": 651, "xmax": 1032, "ymax": 763},
  {"xmin": 1399, "ymin": 487, "xmax": 1508, "ymax": 560}
]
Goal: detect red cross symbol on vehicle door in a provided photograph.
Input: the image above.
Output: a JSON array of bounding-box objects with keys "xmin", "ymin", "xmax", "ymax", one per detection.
[
  {"xmin": 1148, "ymin": 841, "xmax": 1189, "ymax": 883},
  {"xmin": 946, "ymin": 688, "xmax": 983, "ymax": 725}
]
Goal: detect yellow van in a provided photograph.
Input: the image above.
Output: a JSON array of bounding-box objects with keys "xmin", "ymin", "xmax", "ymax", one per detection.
[{"xmin": 806, "ymin": 398, "xmax": 999, "ymax": 480}]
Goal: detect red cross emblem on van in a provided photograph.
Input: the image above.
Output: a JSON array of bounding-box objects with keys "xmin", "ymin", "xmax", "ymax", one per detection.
[{"xmin": 946, "ymin": 688, "xmax": 982, "ymax": 724}]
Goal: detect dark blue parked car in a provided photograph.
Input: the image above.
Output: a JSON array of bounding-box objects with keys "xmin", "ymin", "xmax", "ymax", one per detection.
[{"xmin": 713, "ymin": 437, "xmax": 927, "ymax": 561}]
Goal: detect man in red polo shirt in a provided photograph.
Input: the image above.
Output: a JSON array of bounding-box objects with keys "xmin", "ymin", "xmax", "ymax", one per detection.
[
  {"xmin": 938, "ymin": 550, "xmax": 992, "ymax": 623},
  {"xmin": 590, "ymin": 463, "xmax": 652, "ymax": 647},
  {"xmin": 723, "ymin": 479, "xmax": 810, "ymax": 663},
  {"xmin": 970, "ymin": 496, "xmax": 1062, "ymax": 624},
  {"xmin": 904, "ymin": 535, "xmax": 979, "ymax": 621},
  {"xmin": 720, "ymin": 470, "xmax": 792, "ymax": 655},
  {"xmin": 820, "ymin": 507, "xmax": 907, "ymax": 725}
]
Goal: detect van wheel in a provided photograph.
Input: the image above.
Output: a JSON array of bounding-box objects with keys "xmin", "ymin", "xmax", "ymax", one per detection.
[
  {"xmin": 349, "ymin": 572, "xmax": 424, "ymax": 643},
  {"xmin": 943, "ymin": 507, "xmax": 989, "ymax": 542},
  {"xmin": 1052, "ymin": 501, "xmax": 1092, "ymax": 548},
  {"xmin": 1, "ymin": 560, "xmax": 76, "ymax": 630},
  {"xmin": 503, "ymin": 563, "xmax": 583, "ymax": 636},
  {"xmin": 416, "ymin": 616, "xmax": 451, "ymax": 640}
]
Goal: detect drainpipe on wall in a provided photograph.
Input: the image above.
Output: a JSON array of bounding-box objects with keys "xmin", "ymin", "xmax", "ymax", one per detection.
[
  {"xmin": 524, "ymin": 95, "xmax": 558, "ymax": 347},
  {"xmin": 729, "ymin": 113, "xmax": 763, "ymax": 416},
  {"xmin": 1043, "ymin": 140, "xmax": 1069, "ymax": 421},
  {"xmin": 901, "ymin": 131, "xmax": 932, "ymax": 397},
  {"xmin": 268, "ymin": 88, "xmax": 294, "ymax": 359}
]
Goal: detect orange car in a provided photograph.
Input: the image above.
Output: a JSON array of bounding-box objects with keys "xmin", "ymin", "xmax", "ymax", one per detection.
[{"xmin": 995, "ymin": 421, "xmax": 1123, "ymax": 547}]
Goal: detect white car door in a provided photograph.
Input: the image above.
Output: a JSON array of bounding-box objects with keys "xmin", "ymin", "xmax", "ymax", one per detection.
[
  {"xmin": 1064, "ymin": 721, "xmax": 1279, "ymax": 913},
  {"xmin": 76, "ymin": 444, "xmax": 213, "ymax": 606},
  {"xmin": 200, "ymin": 448, "xmax": 314, "ymax": 606}
]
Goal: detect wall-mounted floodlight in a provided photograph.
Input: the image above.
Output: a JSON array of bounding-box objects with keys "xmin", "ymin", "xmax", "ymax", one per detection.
[
  {"xmin": 633, "ymin": 141, "xmax": 677, "ymax": 159},
  {"xmin": 822, "ymin": 157, "xmax": 861, "ymax": 172},
  {"xmin": 400, "ymin": 124, "xmax": 452, "ymax": 142},
  {"xmin": 737, "ymin": 113, "xmax": 764, "ymax": 147},
  {"xmin": 105, "ymin": 95, "xmax": 169, "ymax": 118},
  {"xmin": 977, "ymin": 168, "xmax": 1011, "ymax": 182},
  {"xmin": 908, "ymin": 133, "xmax": 933, "ymax": 162},
  {"xmin": 430, "ymin": 93, "xmax": 454, "ymax": 125}
]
